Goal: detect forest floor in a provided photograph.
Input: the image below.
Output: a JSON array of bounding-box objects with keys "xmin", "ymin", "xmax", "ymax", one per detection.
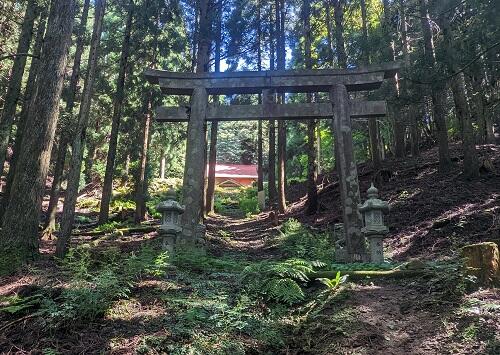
[{"xmin": 1, "ymin": 143, "xmax": 500, "ymax": 354}]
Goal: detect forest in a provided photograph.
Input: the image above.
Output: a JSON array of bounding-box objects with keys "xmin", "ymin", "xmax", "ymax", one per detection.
[{"xmin": 0, "ymin": 0, "xmax": 499, "ymax": 353}]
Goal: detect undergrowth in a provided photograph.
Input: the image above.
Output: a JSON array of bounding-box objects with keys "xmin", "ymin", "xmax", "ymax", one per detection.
[{"xmin": 277, "ymin": 218, "xmax": 334, "ymax": 263}]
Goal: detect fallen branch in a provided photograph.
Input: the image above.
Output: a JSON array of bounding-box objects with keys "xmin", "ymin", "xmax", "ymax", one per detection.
[{"xmin": 309, "ymin": 268, "xmax": 433, "ymax": 280}]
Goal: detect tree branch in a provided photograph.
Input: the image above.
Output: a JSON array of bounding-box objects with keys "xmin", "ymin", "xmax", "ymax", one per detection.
[{"xmin": 0, "ymin": 53, "xmax": 39, "ymax": 62}]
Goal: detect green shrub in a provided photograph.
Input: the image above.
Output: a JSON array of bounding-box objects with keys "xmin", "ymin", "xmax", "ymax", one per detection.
[
  {"xmin": 238, "ymin": 187, "xmax": 259, "ymax": 215},
  {"xmin": 1, "ymin": 246, "xmax": 170, "ymax": 327},
  {"xmin": 278, "ymin": 218, "xmax": 334, "ymax": 263}
]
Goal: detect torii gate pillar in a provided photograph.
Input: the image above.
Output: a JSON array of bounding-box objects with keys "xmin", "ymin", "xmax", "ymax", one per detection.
[
  {"xmin": 330, "ymin": 84, "xmax": 366, "ymax": 262},
  {"xmin": 180, "ymin": 86, "xmax": 208, "ymax": 243}
]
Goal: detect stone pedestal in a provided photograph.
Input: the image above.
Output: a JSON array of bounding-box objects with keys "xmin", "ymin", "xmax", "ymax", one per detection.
[
  {"xmin": 369, "ymin": 235, "xmax": 385, "ymax": 263},
  {"xmin": 181, "ymin": 86, "xmax": 208, "ymax": 243},
  {"xmin": 330, "ymin": 84, "xmax": 366, "ymax": 262}
]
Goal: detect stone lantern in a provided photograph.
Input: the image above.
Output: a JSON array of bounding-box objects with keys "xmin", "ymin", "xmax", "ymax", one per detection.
[
  {"xmin": 358, "ymin": 183, "xmax": 390, "ymax": 263},
  {"xmin": 156, "ymin": 188, "xmax": 184, "ymax": 253}
]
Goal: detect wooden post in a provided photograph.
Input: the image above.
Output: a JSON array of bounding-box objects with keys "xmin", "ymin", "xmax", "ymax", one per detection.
[
  {"xmin": 181, "ymin": 86, "xmax": 208, "ymax": 241},
  {"xmin": 330, "ymin": 84, "xmax": 366, "ymax": 262}
]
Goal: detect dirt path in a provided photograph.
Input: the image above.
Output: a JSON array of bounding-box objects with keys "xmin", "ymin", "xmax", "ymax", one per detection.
[
  {"xmin": 206, "ymin": 212, "xmax": 283, "ymax": 259},
  {"xmin": 206, "ymin": 212, "xmax": 500, "ymax": 355}
]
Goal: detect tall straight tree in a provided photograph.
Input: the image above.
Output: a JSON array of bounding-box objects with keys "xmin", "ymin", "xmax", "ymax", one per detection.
[
  {"xmin": 360, "ymin": 0, "xmax": 381, "ymax": 170},
  {"xmin": 0, "ymin": 9, "xmax": 47, "ymax": 221},
  {"xmin": 181, "ymin": 0, "xmax": 211, "ymax": 228},
  {"xmin": 267, "ymin": 2, "xmax": 277, "ymax": 206},
  {"xmin": 382, "ymin": 0, "xmax": 404, "ymax": 159},
  {"xmin": 99, "ymin": 1, "xmax": 134, "ymax": 224},
  {"xmin": 332, "ymin": 0, "xmax": 347, "ymax": 68},
  {"xmin": 44, "ymin": 0, "xmax": 91, "ymax": 233},
  {"xmin": 303, "ymin": 0, "xmax": 318, "ymax": 214},
  {"xmin": 56, "ymin": 0, "xmax": 106, "ymax": 257},
  {"xmin": 256, "ymin": 0, "xmax": 264, "ymax": 208},
  {"xmin": 276, "ymin": 0, "xmax": 286, "ymax": 214},
  {"xmin": 440, "ymin": 14, "xmax": 478, "ymax": 179},
  {"xmin": 0, "ymin": 0, "xmax": 38, "ymax": 176},
  {"xmin": 134, "ymin": 5, "xmax": 162, "ymax": 223},
  {"xmin": 0, "ymin": 0, "xmax": 76, "ymax": 272},
  {"xmin": 205, "ymin": 0, "xmax": 222, "ymax": 215},
  {"xmin": 399, "ymin": 0, "xmax": 419, "ymax": 157},
  {"xmin": 419, "ymin": 0, "xmax": 452, "ymax": 171}
]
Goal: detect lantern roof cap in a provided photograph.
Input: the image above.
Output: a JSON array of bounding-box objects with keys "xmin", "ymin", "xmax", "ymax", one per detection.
[
  {"xmin": 157, "ymin": 187, "xmax": 184, "ymax": 213},
  {"xmin": 358, "ymin": 184, "xmax": 389, "ymax": 213}
]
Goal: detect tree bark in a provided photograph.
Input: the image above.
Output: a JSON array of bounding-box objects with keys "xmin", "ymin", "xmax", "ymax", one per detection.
[
  {"xmin": 134, "ymin": 96, "xmax": 152, "ymax": 223},
  {"xmin": 399, "ymin": 0, "xmax": 419, "ymax": 157},
  {"xmin": 45, "ymin": 0, "xmax": 91, "ymax": 232},
  {"xmin": 159, "ymin": 149, "xmax": 166, "ymax": 179},
  {"xmin": 324, "ymin": 0, "xmax": 335, "ymax": 67},
  {"xmin": 99, "ymin": 2, "xmax": 133, "ymax": 224},
  {"xmin": 360, "ymin": 0, "xmax": 381, "ymax": 169},
  {"xmin": 256, "ymin": 0, "xmax": 264, "ymax": 204},
  {"xmin": 332, "ymin": 0, "xmax": 347, "ymax": 68},
  {"xmin": 0, "ymin": 0, "xmax": 76, "ymax": 271},
  {"xmin": 419, "ymin": 0, "xmax": 452, "ymax": 172},
  {"xmin": 56, "ymin": 0, "xmax": 106, "ymax": 257},
  {"xmin": 441, "ymin": 17, "xmax": 478, "ymax": 178},
  {"xmin": 205, "ymin": 0, "xmax": 222, "ymax": 215},
  {"xmin": 180, "ymin": 0, "xmax": 211, "ymax": 232},
  {"xmin": 267, "ymin": 4, "xmax": 277, "ymax": 206},
  {"xmin": 303, "ymin": 0, "xmax": 318, "ymax": 214},
  {"xmin": 0, "ymin": 0, "xmax": 38, "ymax": 176},
  {"xmin": 276, "ymin": 0, "xmax": 286, "ymax": 214},
  {"xmin": 0, "ymin": 9, "xmax": 47, "ymax": 221}
]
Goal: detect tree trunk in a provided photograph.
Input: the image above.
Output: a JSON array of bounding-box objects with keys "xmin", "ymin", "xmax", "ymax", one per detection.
[
  {"xmin": 324, "ymin": 0, "xmax": 335, "ymax": 67},
  {"xmin": 399, "ymin": 0, "xmax": 419, "ymax": 157},
  {"xmin": 206, "ymin": 121, "xmax": 218, "ymax": 214},
  {"xmin": 44, "ymin": 139, "xmax": 67, "ymax": 231},
  {"xmin": 276, "ymin": 0, "xmax": 286, "ymax": 214},
  {"xmin": 303, "ymin": 0, "xmax": 318, "ymax": 214},
  {"xmin": 84, "ymin": 138, "xmax": 96, "ymax": 183},
  {"xmin": 180, "ymin": 0, "xmax": 211, "ymax": 232},
  {"xmin": 134, "ymin": 95, "xmax": 152, "ymax": 223},
  {"xmin": 0, "ymin": 0, "xmax": 38, "ymax": 176},
  {"xmin": 360, "ymin": 0, "xmax": 381, "ymax": 169},
  {"xmin": 44, "ymin": 0, "xmax": 91, "ymax": 232},
  {"xmin": 256, "ymin": 0, "xmax": 264, "ymax": 205},
  {"xmin": 159, "ymin": 149, "xmax": 166, "ymax": 179},
  {"xmin": 419, "ymin": 0, "xmax": 451, "ymax": 172},
  {"xmin": 205, "ymin": 0, "xmax": 222, "ymax": 215},
  {"xmin": 0, "ymin": 9, "xmax": 47, "ymax": 220},
  {"xmin": 56, "ymin": 0, "xmax": 106, "ymax": 257},
  {"xmin": 267, "ymin": 4, "xmax": 277, "ymax": 206},
  {"xmin": 441, "ymin": 17, "xmax": 478, "ymax": 178},
  {"xmin": 0, "ymin": 0, "xmax": 76, "ymax": 271},
  {"xmin": 99, "ymin": 3, "xmax": 133, "ymax": 224},
  {"xmin": 332, "ymin": 0, "xmax": 347, "ymax": 68}
]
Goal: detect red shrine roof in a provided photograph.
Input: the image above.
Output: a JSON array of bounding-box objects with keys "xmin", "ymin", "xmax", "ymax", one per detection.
[{"xmin": 208, "ymin": 164, "xmax": 258, "ymax": 179}]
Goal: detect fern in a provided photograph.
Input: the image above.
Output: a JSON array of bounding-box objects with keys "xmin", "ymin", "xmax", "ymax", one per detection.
[{"xmin": 241, "ymin": 259, "xmax": 320, "ymax": 305}]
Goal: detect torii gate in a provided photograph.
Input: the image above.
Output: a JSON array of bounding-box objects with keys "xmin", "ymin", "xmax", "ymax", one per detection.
[{"xmin": 145, "ymin": 62, "xmax": 400, "ymax": 262}]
